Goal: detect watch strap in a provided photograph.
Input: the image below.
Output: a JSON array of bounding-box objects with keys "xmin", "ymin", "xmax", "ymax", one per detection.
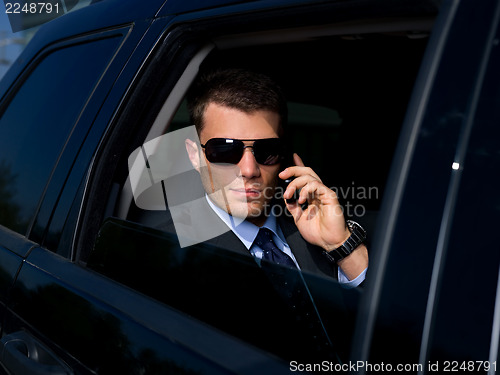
[{"xmin": 323, "ymin": 220, "xmax": 366, "ymax": 263}]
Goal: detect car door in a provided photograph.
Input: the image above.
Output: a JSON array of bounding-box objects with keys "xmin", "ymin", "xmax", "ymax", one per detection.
[
  {"xmin": 352, "ymin": 0, "xmax": 500, "ymax": 371},
  {"xmin": 60, "ymin": 0, "xmax": 436, "ymax": 371},
  {"xmin": 0, "ymin": 17, "xmax": 144, "ymax": 375}
]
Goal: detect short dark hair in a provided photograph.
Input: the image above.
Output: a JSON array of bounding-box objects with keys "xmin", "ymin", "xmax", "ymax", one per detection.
[{"xmin": 187, "ymin": 68, "xmax": 287, "ymax": 136}]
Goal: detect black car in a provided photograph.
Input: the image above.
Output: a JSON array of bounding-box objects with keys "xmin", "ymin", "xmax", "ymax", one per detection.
[{"xmin": 0, "ymin": 0, "xmax": 498, "ymax": 373}]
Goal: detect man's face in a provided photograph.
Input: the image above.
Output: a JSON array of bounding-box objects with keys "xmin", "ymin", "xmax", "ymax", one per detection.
[{"xmin": 190, "ymin": 102, "xmax": 281, "ymax": 227}]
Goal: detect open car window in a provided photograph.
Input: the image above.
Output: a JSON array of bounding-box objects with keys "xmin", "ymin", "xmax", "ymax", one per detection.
[{"xmin": 84, "ymin": 18, "xmax": 431, "ymax": 364}]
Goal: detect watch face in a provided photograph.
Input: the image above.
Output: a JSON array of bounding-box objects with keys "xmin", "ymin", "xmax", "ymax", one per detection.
[{"xmin": 347, "ymin": 220, "xmax": 367, "ymax": 240}]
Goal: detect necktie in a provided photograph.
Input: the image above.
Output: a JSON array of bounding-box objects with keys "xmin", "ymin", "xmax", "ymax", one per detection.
[
  {"xmin": 254, "ymin": 228, "xmax": 297, "ymax": 269},
  {"xmin": 254, "ymin": 228, "xmax": 336, "ymax": 360}
]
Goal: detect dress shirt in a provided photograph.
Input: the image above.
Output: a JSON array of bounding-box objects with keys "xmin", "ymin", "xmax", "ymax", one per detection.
[{"xmin": 205, "ymin": 195, "xmax": 366, "ymax": 288}]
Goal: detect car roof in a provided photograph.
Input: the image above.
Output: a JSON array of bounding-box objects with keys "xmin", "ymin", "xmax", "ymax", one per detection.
[
  {"xmin": 0, "ymin": 0, "xmax": 441, "ymax": 103},
  {"xmin": 39, "ymin": 0, "xmax": 443, "ymax": 40}
]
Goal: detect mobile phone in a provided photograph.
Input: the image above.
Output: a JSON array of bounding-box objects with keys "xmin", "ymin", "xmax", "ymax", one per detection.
[
  {"xmin": 282, "ymin": 177, "xmax": 298, "ymax": 203},
  {"xmin": 279, "ymin": 153, "xmax": 304, "ymax": 206}
]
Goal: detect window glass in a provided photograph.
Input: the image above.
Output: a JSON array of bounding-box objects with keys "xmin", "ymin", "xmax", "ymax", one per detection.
[
  {"xmin": 0, "ymin": 36, "xmax": 120, "ymax": 234},
  {"xmin": 88, "ymin": 218, "xmax": 347, "ymax": 363}
]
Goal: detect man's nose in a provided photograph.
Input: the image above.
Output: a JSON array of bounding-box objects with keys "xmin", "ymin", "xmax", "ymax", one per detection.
[{"xmin": 238, "ymin": 147, "xmax": 261, "ymax": 178}]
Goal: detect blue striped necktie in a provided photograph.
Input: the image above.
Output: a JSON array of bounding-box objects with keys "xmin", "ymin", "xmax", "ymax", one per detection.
[{"xmin": 254, "ymin": 228, "xmax": 297, "ymax": 269}]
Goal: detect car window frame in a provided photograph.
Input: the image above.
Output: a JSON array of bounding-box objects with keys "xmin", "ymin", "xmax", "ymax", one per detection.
[
  {"xmin": 54, "ymin": 4, "xmax": 447, "ymax": 370},
  {"xmin": 0, "ymin": 27, "xmax": 133, "ymax": 240}
]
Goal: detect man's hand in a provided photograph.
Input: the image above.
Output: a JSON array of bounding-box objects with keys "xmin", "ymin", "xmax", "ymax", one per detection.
[{"xmin": 279, "ymin": 153, "xmax": 368, "ymax": 280}]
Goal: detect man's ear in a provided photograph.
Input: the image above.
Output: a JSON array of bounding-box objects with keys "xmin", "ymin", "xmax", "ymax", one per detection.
[{"xmin": 185, "ymin": 138, "xmax": 202, "ymax": 173}]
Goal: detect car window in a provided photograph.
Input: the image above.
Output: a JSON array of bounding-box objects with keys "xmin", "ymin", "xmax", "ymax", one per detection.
[
  {"xmin": 165, "ymin": 36, "xmax": 428, "ymax": 235},
  {"xmin": 82, "ymin": 19, "xmax": 431, "ymax": 364},
  {"xmin": 0, "ymin": 36, "xmax": 121, "ymax": 235}
]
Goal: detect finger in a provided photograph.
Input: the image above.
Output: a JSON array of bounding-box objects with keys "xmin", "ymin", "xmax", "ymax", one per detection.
[
  {"xmin": 293, "ymin": 153, "xmax": 305, "ymax": 167},
  {"xmin": 278, "ymin": 153, "xmax": 305, "ymax": 180},
  {"xmin": 284, "ymin": 199, "xmax": 304, "ymax": 221},
  {"xmin": 298, "ymin": 180, "xmax": 338, "ymax": 206},
  {"xmin": 297, "ymin": 180, "xmax": 322, "ymax": 205},
  {"xmin": 283, "ymin": 174, "xmax": 315, "ymax": 200},
  {"xmin": 279, "ymin": 165, "xmax": 321, "ymax": 182}
]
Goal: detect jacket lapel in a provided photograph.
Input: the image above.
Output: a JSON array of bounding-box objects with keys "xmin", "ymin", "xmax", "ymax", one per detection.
[
  {"xmin": 278, "ymin": 215, "xmax": 338, "ymax": 280},
  {"xmin": 206, "ymin": 229, "xmax": 249, "ymax": 257},
  {"xmin": 192, "ymin": 197, "xmax": 250, "ymax": 256}
]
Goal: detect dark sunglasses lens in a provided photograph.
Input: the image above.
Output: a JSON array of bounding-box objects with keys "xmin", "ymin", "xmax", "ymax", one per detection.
[
  {"xmin": 204, "ymin": 138, "xmax": 243, "ymax": 164},
  {"xmin": 253, "ymin": 138, "xmax": 284, "ymax": 165}
]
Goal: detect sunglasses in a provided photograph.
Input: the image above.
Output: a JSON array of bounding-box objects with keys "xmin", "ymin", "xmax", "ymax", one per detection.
[{"xmin": 200, "ymin": 138, "xmax": 285, "ymax": 165}]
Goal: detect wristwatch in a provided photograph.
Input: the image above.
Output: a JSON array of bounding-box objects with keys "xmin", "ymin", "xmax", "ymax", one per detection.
[{"xmin": 322, "ymin": 220, "xmax": 366, "ymax": 263}]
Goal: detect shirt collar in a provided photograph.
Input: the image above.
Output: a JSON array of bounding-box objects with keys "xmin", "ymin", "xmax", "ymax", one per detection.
[{"xmin": 205, "ymin": 195, "xmax": 286, "ymax": 250}]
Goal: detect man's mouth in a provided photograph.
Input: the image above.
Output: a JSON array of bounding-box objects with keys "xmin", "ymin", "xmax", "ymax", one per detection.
[{"xmin": 230, "ymin": 188, "xmax": 261, "ymax": 198}]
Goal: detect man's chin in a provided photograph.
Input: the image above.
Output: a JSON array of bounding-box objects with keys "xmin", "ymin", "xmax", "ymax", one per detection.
[{"xmin": 227, "ymin": 201, "xmax": 266, "ymax": 220}]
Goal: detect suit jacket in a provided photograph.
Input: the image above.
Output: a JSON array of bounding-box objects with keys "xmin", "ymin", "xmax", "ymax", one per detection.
[{"xmin": 153, "ymin": 196, "xmax": 339, "ymax": 281}]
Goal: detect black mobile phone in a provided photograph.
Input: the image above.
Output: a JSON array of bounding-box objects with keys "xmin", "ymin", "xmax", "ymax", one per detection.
[{"xmin": 279, "ymin": 152, "xmax": 302, "ymax": 204}]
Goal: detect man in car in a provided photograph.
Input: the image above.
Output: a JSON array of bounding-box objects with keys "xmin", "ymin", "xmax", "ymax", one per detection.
[{"xmin": 182, "ymin": 68, "xmax": 368, "ymax": 287}]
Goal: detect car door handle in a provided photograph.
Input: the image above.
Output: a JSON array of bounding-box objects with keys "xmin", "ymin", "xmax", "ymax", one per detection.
[{"xmin": 0, "ymin": 331, "xmax": 73, "ymax": 375}]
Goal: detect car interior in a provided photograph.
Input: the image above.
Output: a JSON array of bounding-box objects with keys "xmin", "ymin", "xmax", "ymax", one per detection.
[{"xmin": 112, "ymin": 19, "xmax": 432, "ymax": 241}]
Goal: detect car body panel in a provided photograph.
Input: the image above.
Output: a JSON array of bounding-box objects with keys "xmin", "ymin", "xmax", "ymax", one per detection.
[{"xmin": 5, "ymin": 247, "xmax": 291, "ymax": 374}]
